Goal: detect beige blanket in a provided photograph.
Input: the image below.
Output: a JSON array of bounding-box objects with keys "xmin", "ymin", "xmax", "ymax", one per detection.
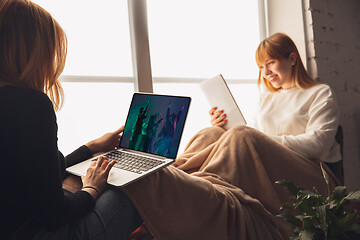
[{"xmin": 123, "ymin": 126, "xmax": 339, "ymax": 240}]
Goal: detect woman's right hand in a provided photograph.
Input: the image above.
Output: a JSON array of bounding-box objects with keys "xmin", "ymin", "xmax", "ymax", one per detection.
[
  {"xmin": 81, "ymin": 156, "xmax": 116, "ymax": 199},
  {"xmin": 209, "ymin": 107, "xmax": 227, "ymax": 127},
  {"xmin": 85, "ymin": 126, "xmax": 125, "ymax": 155}
]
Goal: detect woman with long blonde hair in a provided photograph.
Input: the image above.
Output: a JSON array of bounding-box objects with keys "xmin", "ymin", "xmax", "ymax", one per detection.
[
  {"xmin": 1, "ymin": 1, "xmax": 141, "ymax": 239},
  {"xmin": 209, "ymin": 33, "xmax": 342, "ymax": 183}
]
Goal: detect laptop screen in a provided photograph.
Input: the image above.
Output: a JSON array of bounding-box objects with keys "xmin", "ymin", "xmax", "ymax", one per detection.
[{"xmin": 119, "ymin": 93, "xmax": 191, "ymax": 159}]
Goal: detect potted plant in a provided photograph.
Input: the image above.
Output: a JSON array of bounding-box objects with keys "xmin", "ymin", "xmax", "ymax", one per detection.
[{"xmin": 276, "ymin": 163, "xmax": 360, "ymax": 240}]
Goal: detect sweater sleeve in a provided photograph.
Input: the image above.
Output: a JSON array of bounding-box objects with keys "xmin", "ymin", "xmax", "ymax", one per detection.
[
  {"xmin": 278, "ymin": 87, "xmax": 339, "ymax": 159},
  {"xmin": 65, "ymin": 145, "xmax": 93, "ymax": 168},
  {"xmin": 20, "ymin": 92, "xmax": 95, "ymax": 231}
]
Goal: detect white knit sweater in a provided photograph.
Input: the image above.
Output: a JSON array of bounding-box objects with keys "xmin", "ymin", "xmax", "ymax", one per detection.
[{"xmin": 251, "ymin": 84, "xmax": 341, "ymax": 163}]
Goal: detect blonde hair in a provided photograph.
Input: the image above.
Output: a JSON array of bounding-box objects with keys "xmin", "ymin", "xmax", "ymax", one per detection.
[
  {"xmin": 0, "ymin": 0, "xmax": 66, "ymax": 111},
  {"xmin": 255, "ymin": 33, "xmax": 317, "ymax": 92}
]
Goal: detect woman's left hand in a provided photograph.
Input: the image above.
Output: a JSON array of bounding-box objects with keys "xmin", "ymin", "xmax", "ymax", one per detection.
[
  {"xmin": 209, "ymin": 107, "xmax": 227, "ymax": 127},
  {"xmin": 85, "ymin": 126, "xmax": 125, "ymax": 154}
]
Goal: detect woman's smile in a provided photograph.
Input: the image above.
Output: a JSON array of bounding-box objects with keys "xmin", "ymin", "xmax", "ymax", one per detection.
[{"xmin": 266, "ymin": 75, "xmax": 278, "ymax": 82}]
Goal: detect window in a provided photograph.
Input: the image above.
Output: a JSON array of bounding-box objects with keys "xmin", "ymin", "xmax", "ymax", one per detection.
[
  {"xmin": 147, "ymin": 0, "xmax": 261, "ymax": 151},
  {"xmin": 32, "ymin": 0, "xmax": 262, "ymax": 155},
  {"xmin": 32, "ymin": 0, "xmax": 134, "ymax": 154},
  {"xmin": 33, "ymin": 0, "xmax": 133, "ymax": 76},
  {"xmin": 147, "ymin": 0, "xmax": 260, "ymax": 79}
]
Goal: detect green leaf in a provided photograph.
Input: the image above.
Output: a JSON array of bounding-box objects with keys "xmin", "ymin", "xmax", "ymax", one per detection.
[
  {"xmin": 316, "ymin": 205, "xmax": 328, "ymax": 232},
  {"xmin": 277, "ymin": 213, "xmax": 303, "ymax": 228},
  {"xmin": 336, "ymin": 212, "xmax": 358, "ymax": 230},
  {"xmin": 328, "ymin": 200, "xmax": 339, "ymax": 210},
  {"xmin": 296, "ymin": 190, "xmax": 326, "ymax": 207},
  {"xmin": 327, "ymin": 211, "xmax": 343, "ymax": 237},
  {"xmin": 296, "ymin": 198, "xmax": 317, "ymax": 216},
  {"xmin": 276, "ymin": 180, "xmax": 304, "ymax": 196},
  {"xmin": 298, "ymin": 229, "xmax": 316, "ymax": 240},
  {"xmin": 334, "ymin": 199, "xmax": 350, "ymax": 214},
  {"xmin": 289, "ymin": 232, "xmax": 301, "ymax": 240},
  {"xmin": 280, "ymin": 202, "xmax": 295, "ymax": 212},
  {"xmin": 276, "ymin": 179, "xmax": 360, "ymax": 240},
  {"xmin": 345, "ymin": 190, "xmax": 360, "ymax": 201},
  {"xmin": 332, "ymin": 186, "xmax": 347, "ymax": 201},
  {"xmin": 298, "ymin": 189, "xmax": 317, "ymax": 197},
  {"xmin": 303, "ymin": 217, "xmax": 325, "ymax": 234},
  {"xmin": 312, "ymin": 187, "xmax": 320, "ymax": 195}
]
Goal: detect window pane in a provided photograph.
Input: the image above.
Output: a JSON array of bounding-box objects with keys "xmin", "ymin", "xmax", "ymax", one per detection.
[
  {"xmin": 57, "ymin": 83, "xmax": 134, "ymax": 155},
  {"xmin": 32, "ymin": 0, "xmax": 133, "ymax": 76},
  {"xmin": 153, "ymin": 83, "xmax": 259, "ymax": 153},
  {"xmin": 147, "ymin": 0, "xmax": 260, "ymax": 79}
]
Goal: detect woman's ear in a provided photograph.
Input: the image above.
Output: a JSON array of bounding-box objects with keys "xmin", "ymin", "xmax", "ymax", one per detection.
[{"xmin": 289, "ymin": 52, "xmax": 297, "ymax": 66}]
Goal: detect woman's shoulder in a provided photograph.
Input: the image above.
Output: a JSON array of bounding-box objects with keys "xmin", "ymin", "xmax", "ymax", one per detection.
[
  {"xmin": 304, "ymin": 84, "xmax": 339, "ymax": 112},
  {"xmin": 306, "ymin": 83, "xmax": 335, "ymax": 98},
  {"xmin": 3, "ymin": 85, "xmax": 52, "ymax": 105},
  {"xmin": 309, "ymin": 83, "xmax": 332, "ymax": 91},
  {"xmin": 1, "ymin": 85, "xmax": 54, "ymax": 117}
]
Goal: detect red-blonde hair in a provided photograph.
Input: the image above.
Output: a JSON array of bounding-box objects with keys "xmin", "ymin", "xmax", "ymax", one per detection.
[
  {"xmin": 255, "ymin": 33, "xmax": 317, "ymax": 92},
  {"xmin": 0, "ymin": 0, "xmax": 66, "ymax": 111}
]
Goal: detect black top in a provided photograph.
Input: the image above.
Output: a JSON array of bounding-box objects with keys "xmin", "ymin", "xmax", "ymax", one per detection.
[{"xmin": 0, "ymin": 85, "xmax": 95, "ymax": 238}]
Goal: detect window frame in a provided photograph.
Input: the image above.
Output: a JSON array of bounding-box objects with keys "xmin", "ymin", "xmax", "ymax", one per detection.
[
  {"xmin": 57, "ymin": 0, "xmax": 267, "ymax": 154},
  {"xmin": 60, "ymin": 0, "xmax": 267, "ymax": 88}
]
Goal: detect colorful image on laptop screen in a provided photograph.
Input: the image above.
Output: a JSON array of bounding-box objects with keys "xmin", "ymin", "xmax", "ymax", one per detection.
[{"xmin": 120, "ymin": 93, "xmax": 191, "ymax": 159}]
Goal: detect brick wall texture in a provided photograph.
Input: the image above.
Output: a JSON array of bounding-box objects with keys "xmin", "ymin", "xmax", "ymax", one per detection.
[{"xmin": 305, "ymin": 0, "xmax": 360, "ymax": 189}]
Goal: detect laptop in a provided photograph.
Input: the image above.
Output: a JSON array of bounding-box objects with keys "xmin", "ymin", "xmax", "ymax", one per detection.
[
  {"xmin": 200, "ymin": 74, "xmax": 246, "ymax": 130},
  {"xmin": 66, "ymin": 93, "xmax": 191, "ymax": 187}
]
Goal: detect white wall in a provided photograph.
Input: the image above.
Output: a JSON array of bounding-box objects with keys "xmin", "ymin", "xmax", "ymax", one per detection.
[{"xmin": 267, "ymin": 0, "xmax": 307, "ymax": 65}]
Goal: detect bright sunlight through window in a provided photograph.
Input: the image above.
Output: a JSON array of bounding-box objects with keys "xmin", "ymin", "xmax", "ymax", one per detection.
[
  {"xmin": 32, "ymin": 0, "xmax": 261, "ymax": 155},
  {"xmin": 147, "ymin": 0, "xmax": 260, "ymax": 79}
]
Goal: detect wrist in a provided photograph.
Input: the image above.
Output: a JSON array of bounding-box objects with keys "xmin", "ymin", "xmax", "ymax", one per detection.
[
  {"xmin": 82, "ymin": 185, "xmax": 100, "ymax": 199},
  {"xmin": 85, "ymin": 141, "xmax": 98, "ymax": 154}
]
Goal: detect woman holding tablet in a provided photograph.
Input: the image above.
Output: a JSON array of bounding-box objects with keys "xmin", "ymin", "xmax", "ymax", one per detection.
[
  {"xmin": 208, "ymin": 33, "xmax": 342, "ymax": 184},
  {"xmin": 120, "ymin": 33, "xmax": 340, "ymax": 239}
]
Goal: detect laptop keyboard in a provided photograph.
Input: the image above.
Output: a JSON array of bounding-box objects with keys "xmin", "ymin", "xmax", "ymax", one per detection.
[{"xmin": 105, "ymin": 151, "xmax": 164, "ymax": 174}]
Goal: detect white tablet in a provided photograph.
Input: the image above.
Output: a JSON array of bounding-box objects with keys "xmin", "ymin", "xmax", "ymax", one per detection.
[{"xmin": 200, "ymin": 74, "xmax": 246, "ymax": 130}]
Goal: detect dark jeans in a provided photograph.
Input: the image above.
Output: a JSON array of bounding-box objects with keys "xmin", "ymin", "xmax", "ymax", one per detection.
[{"xmin": 33, "ymin": 188, "xmax": 142, "ymax": 240}]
